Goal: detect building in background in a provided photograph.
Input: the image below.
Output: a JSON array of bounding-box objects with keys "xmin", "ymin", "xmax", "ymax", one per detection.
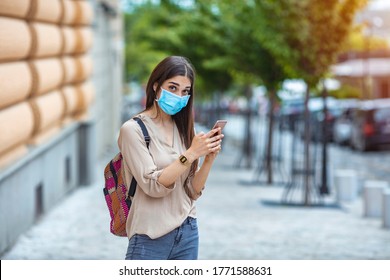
[
  {"xmin": 0, "ymin": 0, "xmax": 123, "ymax": 255},
  {"xmin": 332, "ymin": 1, "xmax": 390, "ymax": 100}
]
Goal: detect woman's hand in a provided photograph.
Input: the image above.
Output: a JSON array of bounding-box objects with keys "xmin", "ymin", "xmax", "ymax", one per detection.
[
  {"xmin": 205, "ymin": 133, "xmax": 223, "ymax": 162},
  {"xmin": 187, "ymin": 128, "xmax": 224, "ymax": 161},
  {"xmin": 189, "ymin": 128, "xmax": 224, "ymax": 195}
]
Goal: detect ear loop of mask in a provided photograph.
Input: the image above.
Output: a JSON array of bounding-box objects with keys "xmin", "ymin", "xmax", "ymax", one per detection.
[{"xmin": 154, "ymin": 85, "xmax": 163, "ymax": 102}]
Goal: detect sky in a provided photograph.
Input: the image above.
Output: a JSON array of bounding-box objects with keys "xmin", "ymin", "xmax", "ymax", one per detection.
[{"xmin": 369, "ymin": 0, "xmax": 390, "ymax": 10}]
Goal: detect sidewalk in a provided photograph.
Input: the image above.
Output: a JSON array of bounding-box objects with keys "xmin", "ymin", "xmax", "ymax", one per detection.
[{"xmin": 2, "ymin": 138, "xmax": 390, "ymax": 260}]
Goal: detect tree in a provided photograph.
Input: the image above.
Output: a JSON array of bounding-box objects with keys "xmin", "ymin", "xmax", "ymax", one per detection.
[
  {"xmin": 169, "ymin": 1, "xmax": 235, "ymax": 123},
  {"xmin": 342, "ymin": 24, "xmax": 388, "ymax": 53},
  {"xmin": 124, "ymin": 2, "xmax": 183, "ymax": 84},
  {"xmin": 123, "ymin": 0, "xmax": 367, "ymax": 200},
  {"xmin": 256, "ymin": 0, "xmax": 367, "ymax": 205},
  {"xmin": 124, "ymin": 0, "xmax": 235, "ymax": 127},
  {"xmin": 211, "ymin": 1, "xmax": 289, "ymax": 178}
]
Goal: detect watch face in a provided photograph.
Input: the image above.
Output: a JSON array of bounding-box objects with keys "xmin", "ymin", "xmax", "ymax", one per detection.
[{"xmin": 180, "ymin": 155, "xmax": 187, "ymax": 163}]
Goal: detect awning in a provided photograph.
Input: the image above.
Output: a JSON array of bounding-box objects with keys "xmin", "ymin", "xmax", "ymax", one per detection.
[{"xmin": 331, "ymin": 58, "xmax": 390, "ymax": 77}]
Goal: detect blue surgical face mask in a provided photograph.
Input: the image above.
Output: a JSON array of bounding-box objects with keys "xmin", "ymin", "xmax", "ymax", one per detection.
[{"xmin": 156, "ymin": 88, "xmax": 190, "ymax": 115}]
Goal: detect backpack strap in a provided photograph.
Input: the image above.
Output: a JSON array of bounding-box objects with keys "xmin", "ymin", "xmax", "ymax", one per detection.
[
  {"xmin": 127, "ymin": 117, "xmax": 150, "ymax": 199},
  {"xmin": 133, "ymin": 117, "xmax": 150, "ymax": 149}
]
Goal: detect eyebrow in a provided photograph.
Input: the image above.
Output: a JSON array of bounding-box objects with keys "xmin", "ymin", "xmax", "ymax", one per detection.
[{"xmin": 168, "ymin": 81, "xmax": 191, "ymax": 89}]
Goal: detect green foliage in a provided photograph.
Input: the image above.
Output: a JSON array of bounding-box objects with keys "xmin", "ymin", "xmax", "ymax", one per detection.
[
  {"xmin": 124, "ymin": 0, "xmax": 234, "ymax": 98},
  {"xmin": 124, "ymin": 3, "xmax": 180, "ymax": 84},
  {"xmin": 171, "ymin": 1, "xmax": 234, "ymax": 96},
  {"xmin": 342, "ymin": 24, "xmax": 388, "ymax": 52},
  {"xmin": 329, "ymin": 84, "xmax": 361, "ymax": 99},
  {"xmin": 216, "ymin": 0, "xmax": 287, "ymax": 93},
  {"xmin": 123, "ymin": 0, "xmax": 367, "ymax": 97},
  {"xmin": 255, "ymin": 0, "xmax": 367, "ymax": 88}
]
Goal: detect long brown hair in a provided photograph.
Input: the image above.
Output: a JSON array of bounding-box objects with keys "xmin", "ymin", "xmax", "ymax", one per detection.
[{"xmin": 144, "ymin": 56, "xmax": 198, "ymax": 189}]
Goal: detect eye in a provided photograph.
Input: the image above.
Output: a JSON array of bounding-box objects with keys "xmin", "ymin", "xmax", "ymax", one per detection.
[
  {"xmin": 183, "ymin": 89, "xmax": 190, "ymax": 96},
  {"xmin": 168, "ymin": 85, "xmax": 177, "ymax": 91}
]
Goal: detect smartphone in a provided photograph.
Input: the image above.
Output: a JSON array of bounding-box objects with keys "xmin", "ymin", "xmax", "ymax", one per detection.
[{"xmin": 212, "ymin": 120, "xmax": 227, "ymax": 135}]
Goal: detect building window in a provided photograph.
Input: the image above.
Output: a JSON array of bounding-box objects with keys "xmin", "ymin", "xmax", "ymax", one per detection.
[
  {"xmin": 380, "ymin": 80, "xmax": 389, "ymax": 99},
  {"xmin": 35, "ymin": 184, "xmax": 43, "ymax": 221},
  {"xmin": 65, "ymin": 156, "xmax": 72, "ymax": 185}
]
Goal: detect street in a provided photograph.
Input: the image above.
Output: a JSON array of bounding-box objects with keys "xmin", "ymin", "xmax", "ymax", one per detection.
[{"xmin": 224, "ymin": 114, "xmax": 390, "ymax": 193}]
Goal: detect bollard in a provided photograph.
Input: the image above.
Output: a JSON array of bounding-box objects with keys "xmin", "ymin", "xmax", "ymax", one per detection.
[
  {"xmin": 363, "ymin": 180, "xmax": 389, "ymax": 218},
  {"xmin": 383, "ymin": 190, "xmax": 390, "ymax": 229},
  {"xmin": 334, "ymin": 169, "xmax": 358, "ymax": 202}
]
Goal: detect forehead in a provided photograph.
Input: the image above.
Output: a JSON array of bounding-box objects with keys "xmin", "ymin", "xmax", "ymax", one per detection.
[{"xmin": 164, "ymin": 75, "xmax": 192, "ymax": 87}]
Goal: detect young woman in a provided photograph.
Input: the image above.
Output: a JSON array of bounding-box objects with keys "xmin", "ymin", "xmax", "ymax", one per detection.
[{"xmin": 118, "ymin": 56, "xmax": 224, "ymax": 260}]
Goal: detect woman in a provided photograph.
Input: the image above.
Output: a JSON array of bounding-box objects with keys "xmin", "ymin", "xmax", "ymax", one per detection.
[{"xmin": 118, "ymin": 56, "xmax": 224, "ymax": 260}]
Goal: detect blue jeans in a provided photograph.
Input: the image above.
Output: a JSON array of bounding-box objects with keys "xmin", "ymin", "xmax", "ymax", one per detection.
[{"xmin": 125, "ymin": 217, "xmax": 199, "ymax": 260}]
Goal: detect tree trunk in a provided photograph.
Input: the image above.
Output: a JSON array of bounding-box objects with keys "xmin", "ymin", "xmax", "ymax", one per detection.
[
  {"xmin": 320, "ymin": 81, "xmax": 330, "ymax": 195},
  {"xmin": 303, "ymin": 84, "xmax": 311, "ymax": 206},
  {"xmin": 266, "ymin": 90, "xmax": 276, "ymax": 184},
  {"xmin": 244, "ymin": 85, "xmax": 253, "ymax": 168}
]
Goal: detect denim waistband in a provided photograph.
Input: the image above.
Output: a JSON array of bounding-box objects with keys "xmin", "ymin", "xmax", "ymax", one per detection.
[{"xmin": 183, "ymin": 216, "xmax": 196, "ymax": 224}]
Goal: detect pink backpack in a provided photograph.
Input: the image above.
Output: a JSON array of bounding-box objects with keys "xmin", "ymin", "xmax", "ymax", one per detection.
[{"xmin": 103, "ymin": 117, "xmax": 150, "ymax": 236}]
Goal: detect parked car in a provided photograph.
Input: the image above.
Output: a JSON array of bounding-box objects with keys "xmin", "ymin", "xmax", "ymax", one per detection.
[
  {"xmin": 333, "ymin": 108, "xmax": 355, "ymax": 145},
  {"xmin": 350, "ymin": 99, "xmax": 390, "ymax": 151},
  {"xmin": 296, "ymin": 97, "xmax": 342, "ymax": 142},
  {"xmin": 332, "ymin": 99, "xmax": 359, "ymax": 145}
]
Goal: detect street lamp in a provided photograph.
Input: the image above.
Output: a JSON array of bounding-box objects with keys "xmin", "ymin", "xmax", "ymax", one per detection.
[{"xmin": 319, "ymin": 79, "xmax": 340, "ymax": 196}]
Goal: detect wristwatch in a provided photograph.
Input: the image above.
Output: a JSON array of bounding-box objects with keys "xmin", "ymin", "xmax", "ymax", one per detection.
[{"xmin": 179, "ymin": 154, "xmax": 191, "ymax": 168}]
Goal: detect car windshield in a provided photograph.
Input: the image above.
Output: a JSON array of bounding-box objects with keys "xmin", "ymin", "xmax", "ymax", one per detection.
[{"xmin": 374, "ymin": 108, "xmax": 390, "ymax": 122}]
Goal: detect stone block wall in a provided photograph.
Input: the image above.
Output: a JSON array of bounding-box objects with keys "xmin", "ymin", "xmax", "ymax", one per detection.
[
  {"xmin": 0, "ymin": 0, "xmax": 95, "ymax": 169},
  {"xmin": 0, "ymin": 0, "xmax": 125, "ymax": 256}
]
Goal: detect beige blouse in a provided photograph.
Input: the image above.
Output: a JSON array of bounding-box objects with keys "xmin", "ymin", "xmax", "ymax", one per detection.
[{"xmin": 118, "ymin": 114, "xmax": 202, "ymax": 240}]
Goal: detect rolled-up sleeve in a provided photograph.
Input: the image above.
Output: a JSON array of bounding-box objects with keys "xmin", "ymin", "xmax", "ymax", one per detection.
[
  {"xmin": 184, "ymin": 166, "xmax": 204, "ymax": 201},
  {"xmin": 187, "ymin": 181, "xmax": 204, "ymax": 201},
  {"xmin": 118, "ymin": 121, "xmax": 175, "ymax": 198}
]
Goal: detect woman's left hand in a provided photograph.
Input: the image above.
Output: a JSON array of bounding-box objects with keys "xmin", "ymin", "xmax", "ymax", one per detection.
[{"xmin": 205, "ymin": 138, "xmax": 223, "ymax": 162}]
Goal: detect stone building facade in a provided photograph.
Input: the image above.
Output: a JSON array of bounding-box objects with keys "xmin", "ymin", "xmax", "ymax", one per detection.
[{"xmin": 0, "ymin": 0, "xmax": 123, "ymax": 255}]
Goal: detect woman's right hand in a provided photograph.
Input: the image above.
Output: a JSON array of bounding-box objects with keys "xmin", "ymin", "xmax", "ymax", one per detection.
[{"xmin": 187, "ymin": 127, "xmax": 223, "ymax": 160}]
